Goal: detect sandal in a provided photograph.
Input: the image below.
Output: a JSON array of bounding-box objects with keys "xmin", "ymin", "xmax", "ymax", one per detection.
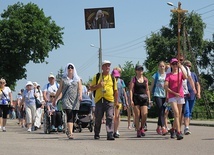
[{"xmin": 66, "ymin": 131, "xmax": 74, "ymax": 139}]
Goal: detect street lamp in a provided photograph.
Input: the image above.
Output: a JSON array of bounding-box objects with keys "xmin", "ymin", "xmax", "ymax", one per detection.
[
  {"xmin": 167, "ymin": 2, "xmax": 174, "ymax": 7},
  {"xmin": 90, "ymin": 44, "xmax": 102, "ymax": 73}
]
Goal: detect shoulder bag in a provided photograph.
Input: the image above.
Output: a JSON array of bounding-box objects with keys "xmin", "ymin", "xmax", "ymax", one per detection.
[{"xmin": 34, "ymin": 89, "xmax": 42, "ymax": 109}]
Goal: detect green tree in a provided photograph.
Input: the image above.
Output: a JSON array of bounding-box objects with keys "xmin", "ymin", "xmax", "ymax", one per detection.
[
  {"xmin": 145, "ymin": 11, "xmax": 214, "ymax": 118},
  {"xmin": 120, "ymin": 61, "xmax": 136, "ymax": 86},
  {"xmin": 145, "ymin": 12, "xmax": 214, "ymax": 89},
  {"xmin": 0, "ymin": 2, "xmax": 64, "ymax": 89},
  {"xmin": 56, "ymin": 68, "xmax": 64, "ymax": 83}
]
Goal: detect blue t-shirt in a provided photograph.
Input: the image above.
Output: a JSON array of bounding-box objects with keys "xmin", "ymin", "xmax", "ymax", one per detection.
[
  {"xmin": 117, "ymin": 78, "xmax": 126, "ymax": 105},
  {"xmin": 23, "ymin": 89, "xmax": 36, "ymax": 105},
  {"xmin": 187, "ymin": 72, "xmax": 198, "ymax": 100},
  {"xmin": 152, "ymin": 72, "xmax": 166, "ymax": 98}
]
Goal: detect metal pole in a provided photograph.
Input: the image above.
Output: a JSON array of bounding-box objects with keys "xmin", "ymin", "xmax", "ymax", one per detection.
[
  {"xmin": 99, "ymin": 24, "xmax": 102, "ymax": 74},
  {"xmin": 99, "ymin": 23, "xmax": 104, "ymax": 103}
]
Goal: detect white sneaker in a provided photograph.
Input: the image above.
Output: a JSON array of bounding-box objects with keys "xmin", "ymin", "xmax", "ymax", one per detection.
[
  {"xmin": 116, "ymin": 130, "xmax": 120, "ymax": 136},
  {"xmin": 184, "ymin": 128, "xmax": 191, "ymax": 135},
  {"xmin": 0, "ymin": 126, "xmax": 2, "ymax": 130},
  {"xmin": 27, "ymin": 128, "xmax": 32, "ymax": 132},
  {"xmin": 2, "ymin": 126, "xmax": 6, "ymax": 132}
]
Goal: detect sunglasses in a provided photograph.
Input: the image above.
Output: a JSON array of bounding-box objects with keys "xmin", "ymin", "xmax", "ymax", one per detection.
[
  {"xmin": 50, "ymin": 96, "xmax": 55, "ymax": 98},
  {"xmin": 67, "ymin": 65, "xmax": 74, "ymax": 69},
  {"xmin": 180, "ymin": 59, "xmax": 184, "ymax": 62},
  {"xmin": 186, "ymin": 65, "xmax": 191, "ymax": 68}
]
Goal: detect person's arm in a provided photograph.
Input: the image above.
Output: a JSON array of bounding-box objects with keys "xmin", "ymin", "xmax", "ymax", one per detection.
[
  {"xmin": 129, "ymin": 78, "xmax": 134, "ymax": 107},
  {"xmin": 90, "ymin": 83, "xmax": 103, "ymax": 91},
  {"xmin": 184, "ymin": 66, "xmax": 197, "ymax": 94},
  {"xmin": 196, "ymin": 82, "xmax": 201, "ymax": 99},
  {"xmin": 123, "ymin": 88, "xmax": 128, "ymax": 107},
  {"xmin": 53, "ymin": 80, "xmax": 63, "ymax": 106},
  {"xmin": 42, "ymin": 90, "xmax": 48, "ymax": 102},
  {"xmin": 9, "ymin": 91, "xmax": 13, "ymax": 106},
  {"xmin": 145, "ymin": 79, "xmax": 151, "ymax": 102},
  {"xmin": 113, "ymin": 78, "xmax": 119, "ymax": 107},
  {"xmin": 188, "ymin": 76, "xmax": 197, "ymax": 94},
  {"xmin": 179, "ymin": 64, "xmax": 188, "ymax": 79},
  {"xmin": 78, "ymin": 80, "xmax": 82, "ymax": 101}
]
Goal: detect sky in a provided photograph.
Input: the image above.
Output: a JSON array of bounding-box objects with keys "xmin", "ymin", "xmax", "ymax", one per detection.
[{"xmin": 0, "ymin": 0, "xmax": 213, "ymax": 97}]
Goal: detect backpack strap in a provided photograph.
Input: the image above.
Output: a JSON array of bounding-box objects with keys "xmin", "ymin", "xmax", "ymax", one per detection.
[
  {"xmin": 47, "ymin": 82, "xmax": 59, "ymax": 90},
  {"xmin": 152, "ymin": 72, "xmax": 159, "ymax": 95},
  {"xmin": 184, "ymin": 66, "xmax": 189, "ymax": 76},
  {"xmin": 93, "ymin": 73, "xmax": 100, "ymax": 97},
  {"xmin": 47, "ymin": 83, "xmax": 50, "ymax": 90}
]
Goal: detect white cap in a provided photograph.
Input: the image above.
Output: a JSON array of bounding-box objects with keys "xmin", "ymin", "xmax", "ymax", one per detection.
[
  {"xmin": 26, "ymin": 81, "xmax": 33, "ymax": 86},
  {"xmin": 48, "ymin": 73, "xmax": 55, "ymax": 78},
  {"xmin": 33, "ymin": 82, "xmax": 40, "ymax": 87},
  {"xmin": 102, "ymin": 60, "xmax": 111, "ymax": 66}
]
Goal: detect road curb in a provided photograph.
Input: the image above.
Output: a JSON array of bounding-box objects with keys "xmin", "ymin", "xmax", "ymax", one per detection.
[{"xmin": 121, "ymin": 118, "xmax": 214, "ymax": 127}]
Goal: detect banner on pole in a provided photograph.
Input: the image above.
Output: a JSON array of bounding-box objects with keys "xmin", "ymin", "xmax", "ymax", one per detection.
[{"xmin": 84, "ymin": 7, "xmax": 115, "ymax": 30}]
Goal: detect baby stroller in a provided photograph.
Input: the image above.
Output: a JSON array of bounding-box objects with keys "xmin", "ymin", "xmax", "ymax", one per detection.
[
  {"xmin": 43, "ymin": 104, "xmax": 66, "ymax": 134},
  {"xmin": 73, "ymin": 94, "xmax": 94, "ymax": 132}
]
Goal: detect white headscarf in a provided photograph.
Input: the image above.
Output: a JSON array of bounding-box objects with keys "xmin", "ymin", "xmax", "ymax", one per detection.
[
  {"xmin": 95, "ymin": 10, "xmax": 104, "ymax": 20},
  {"xmin": 63, "ymin": 63, "xmax": 80, "ymax": 82}
]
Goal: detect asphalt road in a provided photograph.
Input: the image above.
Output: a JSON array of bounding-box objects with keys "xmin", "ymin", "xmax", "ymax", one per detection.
[{"xmin": 0, "ymin": 119, "xmax": 213, "ymax": 155}]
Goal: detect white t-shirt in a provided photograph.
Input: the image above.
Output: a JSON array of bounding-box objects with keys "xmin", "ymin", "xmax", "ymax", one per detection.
[
  {"xmin": 166, "ymin": 65, "xmax": 190, "ymax": 95},
  {"xmin": 0, "ymin": 87, "xmax": 11, "ymax": 105},
  {"xmin": 42, "ymin": 82, "xmax": 59, "ymax": 101}
]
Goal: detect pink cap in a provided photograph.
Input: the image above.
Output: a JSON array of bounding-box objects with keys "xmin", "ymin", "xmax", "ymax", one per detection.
[
  {"xmin": 170, "ymin": 58, "xmax": 178, "ymax": 64},
  {"xmin": 112, "ymin": 69, "xmax": 120, "ymax": 77}
]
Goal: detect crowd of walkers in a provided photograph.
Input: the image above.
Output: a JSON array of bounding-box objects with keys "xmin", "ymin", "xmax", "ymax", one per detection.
[{"xmin": 0, "ymin": 55, "xmax": 201, "ymax": 141}]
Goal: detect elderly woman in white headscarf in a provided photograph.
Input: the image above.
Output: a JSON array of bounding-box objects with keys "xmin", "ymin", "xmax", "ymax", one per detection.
[
  {"xmin": 53, "ymin": 63, "xmax": 82, "ymax": 139},
  {"xmin": 92, "ymin": 9, "xmax": 109, "ymax": 29}
]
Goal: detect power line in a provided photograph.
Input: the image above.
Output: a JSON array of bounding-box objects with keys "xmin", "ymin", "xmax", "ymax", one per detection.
[
  {"xmin": 195, "ymin": 3, "xmax": 214, "ymax": 12},
  {"xmin": 200, "ymin": 9, "xmax": 214, "ymax": 15},
  {"xmin": 203, "ymin": 14, "xmax": 214, "ymax": 20},
  {"xmin": 103, "ymin": 54, "xmax": 144, "ymax": 60},
  {"xmin": 79, "ymin": 2, "xmax": 214, "ymax": 75},
  {"xmin": 103, "ymin": 3, "xmax": 214, "ymax": 53},
  {"xmin": 104, "ymin": 25, "xmax": 168, "ymax": 54},
  {"xmin": 77, "ymin": 52, "xmax": 97, "ymax": 74}
]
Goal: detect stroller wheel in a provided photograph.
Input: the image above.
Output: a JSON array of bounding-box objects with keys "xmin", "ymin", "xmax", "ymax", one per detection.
[
  {"xmin": 79, "ymin": 125, "xmax": 82, "ymax": 133},
  {"xmin": 89, "ymin": 125, "xmax": 93, "ymax": 132}
]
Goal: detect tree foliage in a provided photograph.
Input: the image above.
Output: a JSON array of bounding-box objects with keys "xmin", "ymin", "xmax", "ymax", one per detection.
[
  {"xmin": 0, "ymin": 2, "xmax": 64, "ymax": 89},
  {"xmin": 145, "ymin": 11, "xmax": 214, "ymax": 89}
]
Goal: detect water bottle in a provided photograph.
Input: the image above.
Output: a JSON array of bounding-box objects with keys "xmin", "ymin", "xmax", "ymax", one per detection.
[
  {"xmin": 148, "ymin": 101, "xmax": 153, "ymax": 109},
  {"xmin": 2, "ymin": 99, "xmax": 7, "ymax": 105}
]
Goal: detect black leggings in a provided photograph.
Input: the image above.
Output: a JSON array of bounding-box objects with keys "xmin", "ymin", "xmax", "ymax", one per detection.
[
  {"xmin": 51, "ymin": 111, "xmax": 62, "ymax": 127},
  {"xmin": 65, "ymin": 109, "xmax": 77, "ymax": 123},
  {"xmin": 0, "ymin": 105, "xmax": 9, "ymax": 119},
  {"xmin": 154, "ymin": 97, "xmax": 166, "ymax": 127}
]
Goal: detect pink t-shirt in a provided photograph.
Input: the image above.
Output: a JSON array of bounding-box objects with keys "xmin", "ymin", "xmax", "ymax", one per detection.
[{"xmin": 165, "ymin": 72, "xmax": 185, "ymax": 98}]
